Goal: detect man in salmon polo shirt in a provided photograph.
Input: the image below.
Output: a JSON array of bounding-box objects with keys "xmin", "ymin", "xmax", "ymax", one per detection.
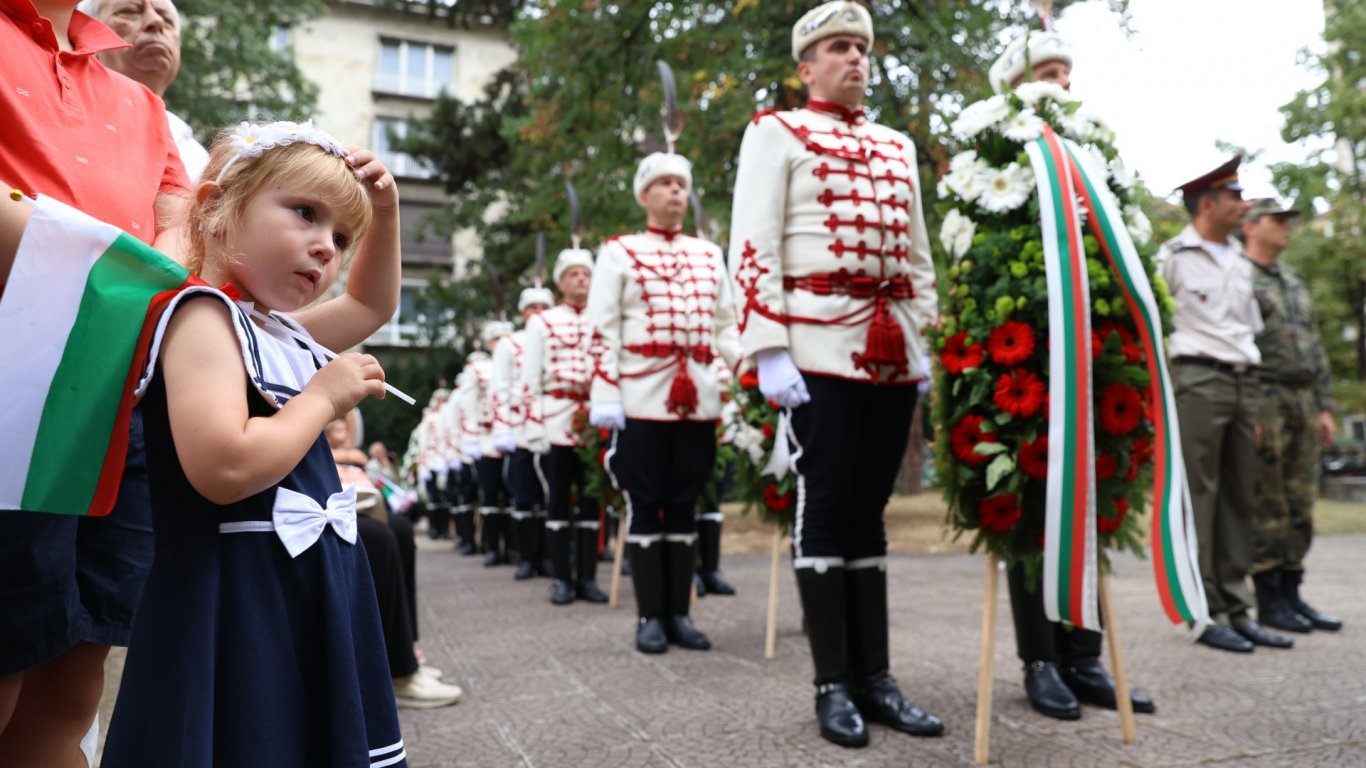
[{"xmin": 0, "ymin": 1, "xmax": 189, "ymax": 764}]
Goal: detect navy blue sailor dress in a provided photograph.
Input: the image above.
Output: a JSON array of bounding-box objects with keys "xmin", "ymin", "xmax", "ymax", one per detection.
[{"xmin": 103, "ymin": 289, "xmax": 407, "ymax": 768}]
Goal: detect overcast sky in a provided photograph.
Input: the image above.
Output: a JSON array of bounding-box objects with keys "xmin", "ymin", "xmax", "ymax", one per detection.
[{"xmin": 1054, "ymin": 0, "xmax": 1327, "ymax": 201}]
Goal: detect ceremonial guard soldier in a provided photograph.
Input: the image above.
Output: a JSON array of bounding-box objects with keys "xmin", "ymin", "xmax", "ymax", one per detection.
[
  {"xmin": 443, "ymin": 367, "xmax": 480, "ymax": 555},
  {"xmin": 588, "ymin": 151, "xmax": 741, "ymax": 653},
  {"xmin": 1161, "ymin": 157, "xmax": 1291, "ymax": 652},
  {"xmin": 695, "ymin": 356, "xmax": 736, "ymax": 597},
  {"xmin": 495, "ymin": 287, "xmax": 555, "ymax": 578},
  {"xmin": 1243, "ymin": 199, "xmax": 1342, "ymax": 632},
  {"xmin": 727, "ymin": 1, "xmax": 942, "ymax": 747},
  {"xmin": 987, "ymin": 29, "xmax": 1156, "ymax": 722},
  {"xmin": 462, "ymin": 322, "xmax": 515, "ymax": 566},
  {"xmin": 412, "ymin": 389, "xmax": 452, "ymax": 539},
  {"xmin": 525, "ymin": 248, "xmax": 608, "ymax": 603}
]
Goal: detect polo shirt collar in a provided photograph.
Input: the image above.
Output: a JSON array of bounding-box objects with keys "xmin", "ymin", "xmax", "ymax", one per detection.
[{"xmin": 5, "ymin": 0, "xmax": 131, "ymax": 55}]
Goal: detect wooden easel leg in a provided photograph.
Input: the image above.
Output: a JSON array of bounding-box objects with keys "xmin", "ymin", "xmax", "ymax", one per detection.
[
  {"xmin": 1099, "ymin": 569, "xmax": 1137, "ymax": 743},
  {"xmin": 764, "ymin": 526, "xmax": 783, "ymax": 660},
  {"xmin": 608, "ymin": 523, "xmax": 627, "ymax": 609},
  {"xmin": 974, "ymin": 553, "xmax": 1000, "ymax": 765}
]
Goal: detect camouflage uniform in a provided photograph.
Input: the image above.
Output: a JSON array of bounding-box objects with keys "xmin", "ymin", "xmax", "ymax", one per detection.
[{"xmin": 1251, "ymin": 259, "xmax": 1333, "ymax": 575}]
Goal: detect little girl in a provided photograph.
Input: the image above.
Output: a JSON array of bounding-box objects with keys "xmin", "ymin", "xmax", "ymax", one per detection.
[{"xmin": 101, "ymin": 121, "xmax": 408, "ymax": 767}]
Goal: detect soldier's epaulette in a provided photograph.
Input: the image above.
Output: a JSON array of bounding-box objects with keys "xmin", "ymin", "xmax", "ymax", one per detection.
[{"xmin": 752, "ymin": 108, "xmax": 779, "ymax": 125}]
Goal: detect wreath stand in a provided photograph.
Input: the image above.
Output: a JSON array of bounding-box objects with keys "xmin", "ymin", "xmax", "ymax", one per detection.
[
  {"xmin": 763, "ymin": 526, "xmax": 784, "ymax": 659},
  {"xmin": 973, "ymin": 554, "xmax": 1137, "ymax": 765}
]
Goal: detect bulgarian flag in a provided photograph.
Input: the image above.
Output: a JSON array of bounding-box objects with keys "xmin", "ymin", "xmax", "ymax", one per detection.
[
  {"xmin": 1024, "ymin": 125, "xmax": 1210, "ymax": 630},
  {"xmin": 0, "ymin": 196, "xmax": 193, "ymax": 517}
]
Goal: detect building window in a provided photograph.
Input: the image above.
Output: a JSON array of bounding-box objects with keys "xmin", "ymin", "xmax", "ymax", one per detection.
[
  {"xmin": 400, "ymin": 201, "xmax": 452, "ymax": 261},
  {"xmin": 270, "ymin": 25, "xmax": 292, "ymax": 55},
  {"xmin": 376, "ymin": 38, "xmax": 454, "ymax": 98},
  {"xmin": 374, "ymin": 117, "xmax": 435, "ymax": 180},
  {"xmin": 369, "ymin": 279, "xmax": 452, "ymax": 347}
]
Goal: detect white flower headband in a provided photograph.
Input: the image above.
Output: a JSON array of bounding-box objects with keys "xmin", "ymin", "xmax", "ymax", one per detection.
[{"xmin": 214, "ymin": 119, "xmax": 347, "ymax": 183}]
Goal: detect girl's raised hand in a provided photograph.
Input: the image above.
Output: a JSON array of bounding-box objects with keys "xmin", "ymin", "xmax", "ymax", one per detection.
[
  {"xmin": 343, "ymin": 146, "xmax": 398, "ymax": 212},
  {"xmin": 306, "ymin": 352, "xmax": 387, "ymax": 419}
]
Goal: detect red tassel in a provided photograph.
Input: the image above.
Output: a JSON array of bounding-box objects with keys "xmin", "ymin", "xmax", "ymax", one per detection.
[
  {"xmin": 666, "ymin": 359, "xmax": 699, "ymax": 418},
  {"xmin": 855, "ymin": 297, "xmax": 908, "ymax": 382}
]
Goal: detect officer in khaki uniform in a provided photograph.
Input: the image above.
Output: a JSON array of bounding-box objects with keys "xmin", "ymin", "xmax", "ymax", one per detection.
[
  {"xmin": 1159, "ymin": 156, "xmax": 1292, "ymax": 653},
  {"xmin": 1243, "ymin": 199, "xmax": 1343, "ymax": 633}
]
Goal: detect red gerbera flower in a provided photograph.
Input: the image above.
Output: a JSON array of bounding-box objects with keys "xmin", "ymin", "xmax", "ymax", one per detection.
[
  {"xmin": 1127, "ymin": 436, "xmax": 1154, "ymax": 481},
  {"xmin": 763, "ymin": 484, "xmax": 794, "ymax": 513},
  {"xmin": 993, "ymin": 369, "xmax": 1046, "ymax": 417},
  {"xmin": 1098, "ymin": 382, "xmax": 1143, "ymax": 436},
  {"xmin": 978, "ymin": 493, "xmax": 1022, "ymax": 533},
  {"xmin": 739, "ymin": 369, "xmax": 760, "ymax": 390},
  {"xmin": 1099, "ymin": 496, "xmax": 1129, "ymax": 535},
  {"xmin": 987, "ymin": 320, "xmax": 1036, "ymax": 366},
  {"xmin": 1095, "ymin": 452, "xmax": 1117, "ymax": 480},
  {"xmin": 1095, "ymin": 322, "xmax": 1143, "ymax": 365},
  {"xmin": 951, "ymin": 415, "xmax": 993, "ymax": 465},
  {"xmin": 761, "ymin": 422, "xmax": 775, "ymax": 440},
  {"xmin": 1019, "ymin": 435, "xmax": 1049, "ymax": 479},
  {"xmin": 940, "ymin": 332, "xmax": 985, "ymax": 374}
]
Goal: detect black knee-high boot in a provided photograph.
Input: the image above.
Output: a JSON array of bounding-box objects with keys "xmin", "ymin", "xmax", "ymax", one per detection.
[
  {"xmin": 845, "ymin": 564, "xmax": 943, "ymax": 737},
  {"xmin": 663, "ymin": 538, "xmax": 710, "ymax": 650},
  {"xmin": 452, "ymin": 507, "xmax": 476, "ymax": 555},
  {"xmin": 794, "ymin": 563, "xmax": 866, "ymax": 748},
  {"xmin": 696, "ymin": 515, "xmax": 735, "ymax": 596},
  {"xmin": 1006, "ymin": 562, "xmax": 1079, "ymax": 720},
  {"xmin": 575, "ymin": 525, "xmax": 608, "ymax": 603},
  {"xmin": 1057, "ymin": 624, "xmax": 1156, "ymax": 714},
  {"xmin": 547, "ymin": 524, "xmax": 574, "ymax": 605},
  {"xmin": 513, "ymin": 512, "xmax": 538, "ymax": 580},
  {"xmin": 628, "ymin": 540, "xmax": 667, "ymax": 653}
]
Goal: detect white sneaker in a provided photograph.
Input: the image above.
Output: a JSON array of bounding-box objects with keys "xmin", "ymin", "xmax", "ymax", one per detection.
[
  {"xmin": 393, "ymin": 671, "xmax": 463, "ymax": 709},
  {"xmin": 418, "ymin": 664, "xmax": 444, "ymax": 679}
]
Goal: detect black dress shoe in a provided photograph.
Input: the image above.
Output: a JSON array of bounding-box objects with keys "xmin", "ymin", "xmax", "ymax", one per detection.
[
  {"xmin": 853, "ymin": 673, "xmax": 944, "ymax": 736},
  {"xmin": 1023, "ymin": 661, "xmax": 1081, "ymax": 720},
  {"xmin": 1232, "ymin": 618, "xmax": 1293, "ymax": 649},
  {"xmin": 664, "ymin": 615, "xmax": 712, "ymax": 650},
  {"xmin": 693, "ymin": 572, "xmax": 707, "ymax": 598},
  {"xmin": 1293, "ymin": 602, "xmax": 1343, "ymax": 632},
  {"xmin": 549, "ymin": 579, "xmax": 574, "ymax": 605},
  {"xmin": 1062, "ymin": 658, "xmax": 1156, "ymax": 714},
  {"xmin": 456, "ymin": 540, "xmax": 477, "ymax": 556},
  {"xmin": 1198, "ymin": 624, "xmax": 1255, "ymax": 653},
  {"xmin": 698, "ymin": 569, "xmax": 737, "ymax": 596},
  {"xmin": 483, "ymin": 550, "xmax": 502, "ymax": 567},
  {"xmin": 1260, "ymin": 602, "xmax": 1313, "ymax": 634},
  {"xmin": 514, "ymin": 560, "xmax": 536, "ymax": 580},
  {"xmin": 576, "ymin": 579, "xmax": 609, "ymax": 604},
  {"xmin": 636, "ymin": 617, "xmax": 668, "ymax": 654},
  {"xmin": 815, "ymin": 683, "xmax": 869, "ymax": 748}
]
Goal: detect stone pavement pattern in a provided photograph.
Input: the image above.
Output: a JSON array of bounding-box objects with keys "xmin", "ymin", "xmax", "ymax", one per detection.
[{"xmin": 401, "ymin": 534, "xmax": 1365, "ymax": 768}]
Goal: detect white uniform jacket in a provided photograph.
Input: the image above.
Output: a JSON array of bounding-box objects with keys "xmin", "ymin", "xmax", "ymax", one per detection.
[
  {"xmin": 524, "ymin": 303, "xmax": 594, "ymax": 447},
  {"xmin": 459, "ymin": 351, "xmax": 499, "ymax": 457},
  {"xmin": 587, "ymin": 228, "xmax": 741, "ymax": 421},
  {"xmin": 727, "ymin": 102, "xmax": 938, "ymax": 384},
  {"xmin": 491, "ymin": 330, "xmax": 532, "ymax": 449},
  {"xmin": 438, "ymin": 383, "xmax": 468, "ymax": 469}
]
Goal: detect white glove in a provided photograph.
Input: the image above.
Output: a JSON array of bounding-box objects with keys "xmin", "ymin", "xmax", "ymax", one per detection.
[
  {"xmin": 917, "ymin": 354, "xmax": 933, "ymax": 396},
  {"xmin": 493, "ymin": 432, "xmax": 517, "ymax": 454},
  {"xmin": 589, "ymin": 402, "xmax": 626, "ymax": 431},
  {"xmin": 462, "ymin": 442, "xmax": 482, "ymax": 460},
  {"xmin": 756, "ymin": 348, "xmax": 811, "ymax": 409}
]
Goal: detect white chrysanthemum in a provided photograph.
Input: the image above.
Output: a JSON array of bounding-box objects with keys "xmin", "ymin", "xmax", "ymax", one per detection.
[
  {"xmin": 1110, "ymin": 157, "xmax": 1137, "ymax": 192},
  {"xmin": 1058, "ymin": 111, "xmax": 1097, "ymax": 142},
  {"xmin": 941, "ymin": 161, "xmax": 986, "ymax": 203},
  {"xmin": 939, "ymin": 208, "xmax": 977, "ymax": 259},
  {"xmin": 949, "ymin": 150, "xmax": 979, "ymax": 173},
  {"xmin": 1125, "ymin": 205, "xmax": 1152, "ymax": 245},
  {"xmin": 1013, "ymin": 81, "xmax": 1075, "ymax": 108},
  {"xmin": 977, "ymin": 163, "xmax": 1034, "ymax": 214},
  {"xmin": 1002, "ymin": 109, "xmax": 1046, "ymax": 142},
  {"xmin": 951, "ymin": 95, "xmax": 1011, "ymax": 138}
]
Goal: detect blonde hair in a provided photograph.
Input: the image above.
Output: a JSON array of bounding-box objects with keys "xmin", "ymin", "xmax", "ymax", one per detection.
[{"xmin": 186, "ymin": 125, "xmax": 373, "ymax": 275}]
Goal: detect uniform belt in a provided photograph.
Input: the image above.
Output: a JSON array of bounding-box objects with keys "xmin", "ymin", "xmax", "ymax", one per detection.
[
  {"xmin": 1172, "ymin": 356, "xmax": 1256, "ymax": 376},
  {"xmin": 624, "ymin": 342, "xmax": 715, "ymax": 363},
  {"xmin": 1255, "ymin": 373, "xmax": 1316, "ymax": 388},
  {"xmin": 544, "ymin": 388, "xmax": 588, "ymax": 401},
  {"xmin": 783, "ymin": 271, "xmax": 914, "ymax": 299}
]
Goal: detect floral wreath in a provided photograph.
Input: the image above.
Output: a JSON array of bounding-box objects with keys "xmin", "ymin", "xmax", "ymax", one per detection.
[
  {"xmin": 931, "ymin": 80, "xmax": 1174, "ymax": 571},
  {"xmin": 718, "ymin": 369, "xmax": 796, "ymax": 530}
]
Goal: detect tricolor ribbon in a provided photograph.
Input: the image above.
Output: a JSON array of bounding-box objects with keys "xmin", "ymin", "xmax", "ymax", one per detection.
[{"xmin": 1024, "ymin": 125, "xmax": 1209, "ymax": 631}]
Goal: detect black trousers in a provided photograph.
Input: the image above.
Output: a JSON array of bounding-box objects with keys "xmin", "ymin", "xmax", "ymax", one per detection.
[
  {"xmin": 789, "ymin": 375, "xmax": 917, "ymax": 559},
  {"xmin": 357, "ymin": 515, "xmax": 417, "ymax": 679},
  {"xmin": 476, "ymin": 456, "xmax": 509, "ymax": 509},
  {"xmin": 1006, "ymin": 563, "xmax": 1103, "ymax": 663},
  {"xmin": 547, "ymin": 445, "xmax": 598, "ymax": 524},
  {"xmin": 506, "ymin": 449, "xmax": 545, "ymax": 514},
  {"xmin": 609, "ymin": 419, "xmax": 716, "ymax": 536},
  {"xmin": 448, "ymin": 464, "xmax": 478, "ymax": 509}
]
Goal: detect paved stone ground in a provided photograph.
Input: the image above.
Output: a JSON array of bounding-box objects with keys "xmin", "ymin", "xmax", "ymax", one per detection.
[{"xmin": 399, "ymin": 534, "xmax": 1365, "ymax": 768}]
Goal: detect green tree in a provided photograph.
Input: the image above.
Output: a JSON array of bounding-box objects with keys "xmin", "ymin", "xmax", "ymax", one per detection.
[
  {"xmin": 1271, "ymin": 0, "xmax": 1365, "ymax": 385},
  {"xmin": 167, "ymin": 0, "xmax": 326, "ymax": 142}
]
